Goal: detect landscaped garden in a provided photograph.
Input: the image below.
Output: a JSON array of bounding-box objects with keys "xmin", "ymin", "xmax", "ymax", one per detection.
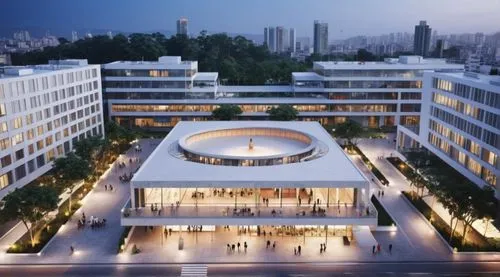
[
  {"xmin": 331, "ymin": 120, "xmax": 390, "ymax": 186},
  {"xmin": 1, "ymin": 122, "xmax": 140, "ymax": 253},
  {"xmin": 371, "ymin": 195, "xmax": 395, "ymax": 226},
  {"xmin": 389, "ymin": 151, "xmax": 499, "ymax": 252}
]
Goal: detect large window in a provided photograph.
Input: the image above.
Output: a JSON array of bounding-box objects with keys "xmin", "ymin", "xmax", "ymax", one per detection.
[{"xmin": 0, "ymin": 172, "xmax": 12, "ymax": 190}]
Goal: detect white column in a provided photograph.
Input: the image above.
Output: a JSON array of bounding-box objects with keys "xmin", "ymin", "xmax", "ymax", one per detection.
[{"xmin": 130, "ymin": 186, "xmax": 136, "ymax": 208}]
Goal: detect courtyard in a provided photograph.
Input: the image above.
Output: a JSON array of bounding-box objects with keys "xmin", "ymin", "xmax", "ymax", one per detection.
[{"xmin": 0, "ymin": 136, "xmax": 499, "ymax": 265}]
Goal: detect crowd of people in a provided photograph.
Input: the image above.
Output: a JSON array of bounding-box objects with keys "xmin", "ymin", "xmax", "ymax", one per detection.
[
  {"xmin": 226, "ymin": 241, "xmax": 248, "ymax": 253},
  {"xmin": 76, "ymin": 212, "xmax": 107, "ymax": 229}
]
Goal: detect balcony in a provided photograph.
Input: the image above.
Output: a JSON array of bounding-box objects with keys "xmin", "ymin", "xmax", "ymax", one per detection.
[{"xmin": 121, "ymin": 200, "xmax": 378, "ymax": 226}]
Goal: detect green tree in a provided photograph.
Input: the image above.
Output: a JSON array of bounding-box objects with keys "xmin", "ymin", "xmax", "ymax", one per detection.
[
  {"xmin": 11, "ymin": 32, "xmax": 308, "ymax": 86},
  {"xmin": 334, "ymin": 120, "xmax": 363, "ymax": 149},
  {"xmin": 266, "ymin": 105, "xmax": 298, "ymax": 121},
  {"xmin": 211, "ymin": 104, "xmax": 242, "ymax": 120},
  {"xmin": 355, "ymin": 49, "xmax": 376, "ymax": 61},
  {"xmin": 74, "ymin": 136, "xmax": 105, "ymax": 178},
  {"xmin": 0, "ymin": 186, "xmax": 58, "ymax": 248},
  {"xmin": 453, "ymin": 184, "xmax": 496, "ymax": 245},
  {"xmin": 53, "ymin": 153, "xmax": 90, "ymax": 212},
  {"xmin": 74, "ymin": 136, "xmax": 104, "ymax": 162},
  {"xmin": 105, "ymin": 121, "xmax": 136, "ymax": 144}
]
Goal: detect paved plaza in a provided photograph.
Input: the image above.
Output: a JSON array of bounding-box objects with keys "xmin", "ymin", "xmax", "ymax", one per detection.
[{"xmin": 0, "ymin": 137, "xmax": 499, "ymax": 265}]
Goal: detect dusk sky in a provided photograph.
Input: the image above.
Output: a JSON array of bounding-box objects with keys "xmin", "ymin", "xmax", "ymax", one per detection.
[{"xmin": 2, "ymin": 0, "xmax": 500, "ymax": 39}]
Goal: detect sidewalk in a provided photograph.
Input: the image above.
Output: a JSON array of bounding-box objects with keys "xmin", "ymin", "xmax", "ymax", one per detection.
[
  {"xmin": 1, "ymin": 137, "xmax": 499, "ymax": 265},
  {"xmin": 0, "ymin": 139, "xmax": 161, "ymax": 264},
  {"xmin": 357, "ymin": 138, "xmax": 500, "ymax": 260}
]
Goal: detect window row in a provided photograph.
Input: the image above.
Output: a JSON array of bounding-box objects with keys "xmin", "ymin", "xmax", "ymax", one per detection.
[
  {"xmin": 111, "ymin": 104, "xmax": 399, "ymax": 113},
  {"xmin": 0, "ymin": 68, "xmax": 98, "ymax": 100},
  {"xmin": 104, "ymin": 69, "xmax": 197, "ymax": 78},
  {"xmin": 429, "ymin": 120, "xmax": 497, "ymax": 165},
  {"xmin": 428, "ymin": 133, "xmax": 496, "ymax": 187},
  {"xmin": 315, "ymin": 69, "xmax": 424, "ymax": 78},
  {"xmin": 430, "ymin": 106, "xmax": 483, "ymax": 139},
  {"xmin": 432, "ymin": 93, "xmax": 484, "ymax": 121},
  {"xmin": 432, "ymin": 78, "xmax": 500, "ymax": 109}
]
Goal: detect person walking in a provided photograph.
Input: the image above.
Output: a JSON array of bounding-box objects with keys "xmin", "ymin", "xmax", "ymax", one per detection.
[
  {"xmin": 272, "ymin": 241, "xmax": 276, "ymax": 250},
  {"xmin": 389, "ymin": 244, "xmax": 393, "ymax": 254},
  {"xmin": 372, "ymin": 245, "xmax": 375, "ymax": 254},
  {"xmin": 244, "ymin": 241, "xmax": 247, "ymax": 252},
  {"xmin": 267, "ymin": 240, "xmax": 270, "ymax": 249},
  {"xmin": 298, "ymin": 245, "xmax": 301, "ymax": 255},
  {"xmin": 320, "ymin": 244, "xmax": 323, "ymax": 253},
  {"xmin": 377, "ymin": 244, "xmax": 381, "ymax": 253},
  {"xmin": 323, "ymin": 243, "xmax": 327, "ymax": 252},
  {"xmin": 381, "ymin": 191, "xmax": 384, "ymax": 197},
  {"xmin": 105, "ymin": 184, "xmax": 108, "ymax": 191},
  {"xmin": 237, "ymin": 242, "xmax": 241, "ymax": 251},
  {"xmin": 294, "ymin": 247, "xmax": 297, "ymax": 255}
]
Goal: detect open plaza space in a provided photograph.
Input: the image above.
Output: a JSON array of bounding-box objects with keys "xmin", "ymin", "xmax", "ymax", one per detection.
[{"xmin": 0, "ymin": 122, "xmax": 499, "ymax": 267}]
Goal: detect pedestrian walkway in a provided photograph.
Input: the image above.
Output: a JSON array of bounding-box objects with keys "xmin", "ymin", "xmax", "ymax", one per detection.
[
  {"xmin": 1, "ymin": 137, "xmax": 499, "ymax": 265},
  {"xmin": 357, "ymin": 138, "xmax": 500, "ymax": 260},
  {"xmin": 356, "ymin": 138, "xmax": 452, "ymax": 257},
  {"xmin": 41, "ymin": 139, "xmax": 161, "ymax": 258}
]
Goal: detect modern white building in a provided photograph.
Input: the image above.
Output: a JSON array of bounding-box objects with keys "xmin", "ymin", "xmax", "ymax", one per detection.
[
  {"xmin": 103, "ymin": 56, "xmax": 218, "ymax": 129},
  {"xmin": 292, "ymin": 56, "xmax": 464, "ymax": 127},
  {"xmin": 397, "ymin": 71, "xmax": 500, "ymax": 198},
  {"xmin": 0, "ymin": 59, "xmax": 104, "ymax": 199},
  {"xmin": 122, "ymin": 121, "xmax": 377, "ymax": 240},
  {"xmin": 103, "ymin": 56, "xmax": 463, "ymax": 130}
]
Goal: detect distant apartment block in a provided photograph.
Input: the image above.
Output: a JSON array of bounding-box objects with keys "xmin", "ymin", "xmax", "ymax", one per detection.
[{"xmin": 176, "ymin": 17, "xmax": 189, "ymax": 36}]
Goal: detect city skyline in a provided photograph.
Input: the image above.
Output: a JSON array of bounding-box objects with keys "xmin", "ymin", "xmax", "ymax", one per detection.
[{"xmin": 1, "ymin": 0, "xmax": 500, "ymax": 40}]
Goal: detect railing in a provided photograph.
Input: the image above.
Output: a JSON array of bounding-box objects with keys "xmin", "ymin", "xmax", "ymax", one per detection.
[{"xmin": 122, "ymin": 200, "xmax": 377, "ymax": 220}]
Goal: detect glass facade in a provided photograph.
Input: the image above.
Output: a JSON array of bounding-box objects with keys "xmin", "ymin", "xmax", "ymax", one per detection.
[
  {"xmin": 316, "ymin": 69, "xmax": 425, "ymax": 78},
  {"xmin": 105, "ymin": 69, "xmax": 197, "ymax": 77}
]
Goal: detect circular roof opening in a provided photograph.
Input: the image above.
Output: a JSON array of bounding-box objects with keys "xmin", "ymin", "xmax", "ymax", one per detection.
[{"xmin": 172, "ymin": 127, "xmax": 327, "ymax": 166}]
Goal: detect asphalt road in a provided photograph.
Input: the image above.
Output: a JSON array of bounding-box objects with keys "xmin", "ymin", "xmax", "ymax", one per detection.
[{"xmin": 1, "ymin": 262, "xmax": 500, "ymax": 277}]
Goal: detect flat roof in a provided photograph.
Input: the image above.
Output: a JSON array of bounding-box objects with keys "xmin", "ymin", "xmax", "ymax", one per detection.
[
  {"xmin": 292, "ymin": 72, "xmax": 323, "ymax": 81},
  {"xmin": 434, "ymin": 72, "xmax": 500, "ymax": 90},
  {"xmin": 0, "ymin": 59, "xmax": 93, "ymax": 79},
  {"xmin": 313, "ymin": 61, "xmax": 464, "ymax": 71},
  {"xmin": 132, "ymin": 121, "xmax": 368, "ymax": 188},
  {"xmin": 193, "ymin": 72, "xmax": 218, "ymax": 81}
]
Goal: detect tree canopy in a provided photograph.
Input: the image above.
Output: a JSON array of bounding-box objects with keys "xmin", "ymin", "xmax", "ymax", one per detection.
[
  {"xmin": 334, "ymin": 120, "xmax": 363, "ymax": 147},
  {"xmin": 12, "ymin": 32, "xmax": 308, "ymax": 85},
  {"xmin": 74, "ymin": 136, "xmax": 104, "ymax": 162},
  {"xmin": 211, "ymin": 104, "xmax": 242, "ymax": 120},
  {"xmin": 266, "ymin": 105, "xmax": 298, "ymax": 121},
  {"xmin": 53, "ymin": 152, "xmax": 90, "ymax": 212},
  {"xmin": 0, "ymin": 186, "xmax": 58, "ymax": 247}
]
